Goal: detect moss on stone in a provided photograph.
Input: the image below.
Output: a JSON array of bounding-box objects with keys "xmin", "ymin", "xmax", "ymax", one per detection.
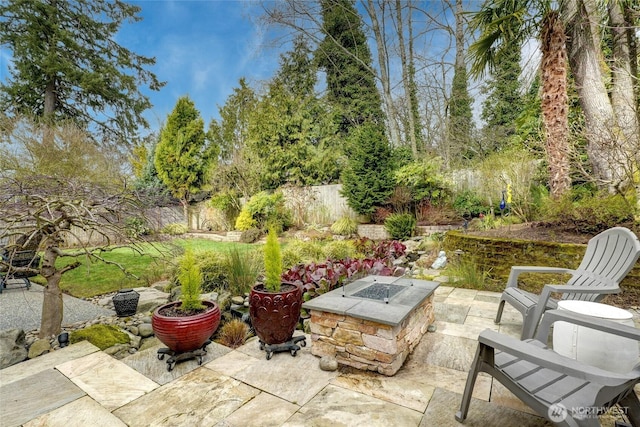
[
  {"xmin": 443, "ymin": 231, "xmax": 640, "ymax": 292},
  {"xmin": 69, "ymin": 324, "xmax": 130, "ymax": 350}
]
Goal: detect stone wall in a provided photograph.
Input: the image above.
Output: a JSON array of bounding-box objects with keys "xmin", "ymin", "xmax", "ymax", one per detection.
[
  {"xmin": 308, "ymin": 294, "xmax": 435, "ymax": 376},
  {"xmin": 357, "ymin": 224, "xmax": 390, "ymax": 241},
  {"xmin": 443, "ymin": 231, "xmax": 640, "ymax": 288}
]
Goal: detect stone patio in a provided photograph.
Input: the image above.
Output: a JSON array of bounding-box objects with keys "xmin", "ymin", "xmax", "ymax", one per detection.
[{"xmin": 1, "ymin": 286, "xmax": 634, "ymax": 426}]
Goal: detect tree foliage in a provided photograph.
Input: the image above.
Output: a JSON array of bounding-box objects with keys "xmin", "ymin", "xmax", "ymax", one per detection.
[
  {"xmin": 480, "ymin": 45, "xmax": 524, "ymax": 151},
  {"xmin": 155, "ymin": 96, "xmax": 217, "ymax": 224},
  {"xmin": 0, "ymin": 0, "xmax": 164, "ymax": 145},
  {"xmin": 246, "ymin": 36, "xmax": 342, "ymax": 190},
  {"xmin": 316, "ymin": 0, "xmax": 385, "ymax": 134},
  {"xmin": 340, "ymin": 123, "xmax": 394, "ymax": 216}
]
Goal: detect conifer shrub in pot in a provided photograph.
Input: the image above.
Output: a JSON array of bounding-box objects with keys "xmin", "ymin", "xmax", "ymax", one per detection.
[
  {"xmin": 152, "ymin": 250, "xmax": 221, "ymax": 353},
  {"xmin": 249, "ymin": 228, "xmax": 302, "ymax": 345}
]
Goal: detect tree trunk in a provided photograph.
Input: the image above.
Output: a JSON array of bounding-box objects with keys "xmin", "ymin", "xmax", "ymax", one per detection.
[
  {"xmin": 608, "ymin": 0, "xmax": 639, "ymax": 183},
  {"xmin": 366, "ymin": 0, "xmax": 402, "ymax": 148},
  {"xmin": 395, "ymin": 0, "xmax": 417, "ymax": 156},
  {"xmin": 540, "ymin": 11, "xmax": 571, "ymax": 198},
  {"xmin": 39, "ymin": 247, "xmax": 63, "ymax": 338},
  {"xmin": 181, "ymin": 198, "xmax": 190, "ymax": 230},
  {"xmin": 563, "ymin": 0, "xmax": 627, "ymax": 190}
]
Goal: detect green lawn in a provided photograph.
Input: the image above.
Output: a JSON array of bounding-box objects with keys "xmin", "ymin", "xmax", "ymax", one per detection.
[{"xmin": 36, "ymin": 239, "xmax": 252, "ymax": 298}]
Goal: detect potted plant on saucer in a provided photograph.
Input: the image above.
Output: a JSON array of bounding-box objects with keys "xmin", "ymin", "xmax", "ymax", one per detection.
[
  {"xmin": 152, "ymin": 250, "xmax": 221, "ymax": 368},
  {"xmin": 249, "ymin": 228, "xmax": 305, "ymax": 359}
]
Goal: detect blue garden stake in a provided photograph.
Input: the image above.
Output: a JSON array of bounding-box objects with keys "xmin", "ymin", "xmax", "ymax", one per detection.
[{"xmin": 499, "ymin": 190, "xmax": 506, "ymax": 211}]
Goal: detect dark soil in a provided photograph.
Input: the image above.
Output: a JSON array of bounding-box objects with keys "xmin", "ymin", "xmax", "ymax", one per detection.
[
  {"xmin": 467, "ymin": 222, "xmax": 593, "ymax": 244},
  {"xmin": 157, "ymin": 304, "xmax": 213, "ymax": 317}
]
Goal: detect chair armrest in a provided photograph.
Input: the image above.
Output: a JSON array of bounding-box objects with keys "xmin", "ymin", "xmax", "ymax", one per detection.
[
  {"xmin": 479, "ymin": 329, "xmax": 637, "ymax": 386},
  {"xmin": 536, "ymin": 309, "xmax": 640, "ymax": 343},
  {"xmin": 506, "ymin": 266, "xmax": 575, "ymax": 288}
]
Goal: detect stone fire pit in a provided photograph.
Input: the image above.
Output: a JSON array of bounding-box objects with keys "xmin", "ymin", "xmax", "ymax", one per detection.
[{"xmin": 302, "ymin": 275, "xmax": 438, "ymax": 376}]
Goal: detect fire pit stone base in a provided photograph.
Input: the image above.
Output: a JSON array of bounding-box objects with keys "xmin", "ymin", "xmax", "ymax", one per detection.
[{"xmin": 308, "ymin": 293, "xmax": 435, "ymax": 376}]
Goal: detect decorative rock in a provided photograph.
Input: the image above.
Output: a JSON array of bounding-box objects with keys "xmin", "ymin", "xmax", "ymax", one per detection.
[
  {"xmin": 139, "ymin": 336, "xmax": 161, "ymax": 352},
  {"xmin": 135, "ymin": 287, "xmax": 170, "ymax": 313},
  {"xmin": 243, "ymin": 301, "xmax": 249, "ymax": 307},
  {"xmin": 28, "ymin": 338, "xmax": 51, "ymax": 359},
  {"xmin": 231, "ymin": 296, "xmax": 245, "ymax": 305},
  {"xmin": 0, "ymin": 328, "xmax": 28, "ymax": 369},
  {"xmin": 431, "ymin": 251, "xmax": 447, "ymax": 269},
  {"xmin": 127, "ymin": 326, "xmax": 139, "ymax": 336},
  {"xmin": 152, "ymin": 280, "xmax": 171, "ymax": 292},
  {"xmin": 319, "ymin": 356, "xmax": 339, "ymax": 371},
  {"xmin": 427, "ymin": 324, "xmax": 437, "ymax": 332},
  {"xmin": 137, "ymin": 323, "xmax": 155, "ymax": 338},
  {"xmin": 129, "ymin": 335, "xmax": 142, "ymax": 350}
]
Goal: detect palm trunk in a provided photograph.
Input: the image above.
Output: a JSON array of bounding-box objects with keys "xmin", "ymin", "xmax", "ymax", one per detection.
[{"xmin": 540, "ymin": 11, "xmax": 571, "ymax": 198}]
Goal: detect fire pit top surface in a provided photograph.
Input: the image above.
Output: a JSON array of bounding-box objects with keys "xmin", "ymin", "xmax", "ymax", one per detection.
[{"xmin": 302, "ymin": 275, "xmax": 439, "ymax": 326}]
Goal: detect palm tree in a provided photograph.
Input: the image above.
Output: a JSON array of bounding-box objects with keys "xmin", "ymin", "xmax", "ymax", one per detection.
[{"xmin": 469, "ymin": 0, "xmax": 571, "ymax": 198}]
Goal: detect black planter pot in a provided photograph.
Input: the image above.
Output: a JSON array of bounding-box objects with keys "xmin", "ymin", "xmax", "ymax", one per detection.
[{"xmin": 113, "ymin": 289, "xmax": 140, "ymax": 317}]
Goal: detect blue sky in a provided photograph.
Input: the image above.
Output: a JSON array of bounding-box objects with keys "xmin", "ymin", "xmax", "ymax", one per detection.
[{"xmin": 122, "ymin": 0, "xmax": 283, "ymax": 132}]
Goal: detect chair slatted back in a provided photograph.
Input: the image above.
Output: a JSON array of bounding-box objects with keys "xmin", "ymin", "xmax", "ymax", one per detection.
[{"xmin": 564, "ymin": 227, "xmax": 640, "ymax": 301}]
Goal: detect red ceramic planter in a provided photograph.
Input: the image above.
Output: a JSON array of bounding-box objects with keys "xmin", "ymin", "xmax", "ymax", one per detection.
[
  {"xmin": 152, "ymin": 300, "xmax": 221, "ymax": 353},
  {"xmin": 249, "ymin": 282, "xmax": 302, "ymax": 345}
]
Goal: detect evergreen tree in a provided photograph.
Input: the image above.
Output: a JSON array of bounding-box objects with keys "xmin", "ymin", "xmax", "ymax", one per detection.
[
  {"xmin": 316, "ymin": 0, "xmax": 385, "ymax": 134},
  {"xmin": 448, "ymin": 65, "xmax": 474, "ymax": 160},
  {"xmin": 211, "ymin": 78, "xmax": 257, "ymax": 162},
  {"xmin": 0, "ymin": 0, "xmax": 163, "ymax": 145},
  {"xmin": 480, "ymin": 46, "xmax": 524, "ymax": 151},
  {"xmin": 447, "ymin": 0, "xmax": 474, "ymax": 163},
  {"xmin": 155, "ymin": 97, "xmax": 217, "ymax": 227},
  {"xmin": 247, "ymin": 37, "xmax": 341, "ymax": 190},
  {"xmin": 340, "ymin": 123, "xmax": 394, "ymax": 216}
]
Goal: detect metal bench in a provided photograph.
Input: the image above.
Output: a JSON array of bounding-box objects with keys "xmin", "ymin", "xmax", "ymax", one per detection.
[{"xmin": 0, "ymin": 249, "xmax": 40, "ymax": 293}]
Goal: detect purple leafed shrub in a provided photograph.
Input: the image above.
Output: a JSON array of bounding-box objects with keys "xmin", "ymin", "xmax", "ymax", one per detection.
[{"xmin": 282, "ymin": 240, "xmax": 407, "ymax": 301}]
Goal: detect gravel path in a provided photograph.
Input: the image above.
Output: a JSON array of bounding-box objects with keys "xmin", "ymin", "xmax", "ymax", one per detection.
[{"xmin": 0, "ymin": 282, "xmax": 115, "ymax": 332}]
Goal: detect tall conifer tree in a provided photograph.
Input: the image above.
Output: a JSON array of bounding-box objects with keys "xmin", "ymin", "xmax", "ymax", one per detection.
[
  {"xmin": 316, "ymin": 0, "xmax": 385, "ymax": 135},
  {"xmin": 0, "ymin": 0, "xmax": 163, "ymax": 145}
]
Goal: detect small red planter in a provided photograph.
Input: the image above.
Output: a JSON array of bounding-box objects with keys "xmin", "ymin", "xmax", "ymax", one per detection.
[
  {"xmin": 152, "ymin": 300, "xmax": 221, "ymax": 353},
  {"xmin": 249, "ymin": 282, "xmax": 302, "ymax": 345}
]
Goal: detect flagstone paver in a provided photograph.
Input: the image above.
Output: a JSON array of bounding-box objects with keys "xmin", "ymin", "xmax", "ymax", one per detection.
[
  {"xmin": 0, "ymin": 340, "xmax": 98, "ymax": 385},
  {"xmin": 331, "ymin": 369, "xmax": 436, "ymax": 412},
  {"xmin": 112, "ymin": 368, "xmax": 259, "ymax": 427},
  {"xmin": 55, "ymin": 351, "xmax": 159, "ymax": 411},
  {"xmin": 420, "ymin": 388, "xmax": 552, "ymax": 427},
  {"xmin": 0, "ymin": 369, "xmax": 85, "ymax": 426},
  {"xmin": 222, "ymin": 392, "xmax": 299, "ymax": 427},
  {"xmin": 232, "ymin": 335, "xmax": 339, "ymax": 406},
  {"xmin": 121, "ymin": 341, "xmax": 231, "ymax": 385},
  {"xmin": 22, "ymin": 396, "xmax": 127, "ymax": 427},
  {"xmin": 282, "ymin": 384, "xmax": 423, "ymax": 426}
]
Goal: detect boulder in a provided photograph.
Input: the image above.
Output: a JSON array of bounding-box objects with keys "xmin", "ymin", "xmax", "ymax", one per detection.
[
  {"xmin": 28, "ymin": 338, "xmax": 51, "ymax": 359},
  {"xmin": 0, "ymin": 329, "xmax": 28, "ymax": 369},
  {"xmin": 319, "ymin": 356, "xmax": 339, "ymax": 371},
  {"xmin": 134, "ymin": 287, "xmax": 170, "ymax": 314},
  {"xmin": 137, "ymin": 323, "xmax": 155, "ymax": 338}
]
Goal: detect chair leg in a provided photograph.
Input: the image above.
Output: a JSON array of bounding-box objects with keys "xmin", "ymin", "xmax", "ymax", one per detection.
[
  {"xmin": 619, "ymin": 391, "xmax": 640, "ymax": 427},
  {"xmin": 495, "ymin": 299, "xmax": 506, "ymax": 324},
  {"xmin": 455, "ymin": 344, "xmax": 484, "ymax": 423}
]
